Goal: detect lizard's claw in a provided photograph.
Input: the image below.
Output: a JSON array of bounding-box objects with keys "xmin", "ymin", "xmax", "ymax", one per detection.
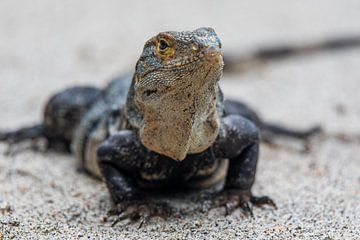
[
  {"xmin": 107, "ymin": 200, "xmax": 175, "ymax": 228},
  {"xmin": 201, "ymin": 190, "xmax": 276, "ymax": 217},
  {"xmin": 250, "ymin": 195, "xmax": 277, "ymax": 209}
]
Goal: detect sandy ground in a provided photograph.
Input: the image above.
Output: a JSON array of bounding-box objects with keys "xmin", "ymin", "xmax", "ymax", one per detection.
[{"xmin": 0, "ymin": 1, "xmax": 360, "ymax": 239}]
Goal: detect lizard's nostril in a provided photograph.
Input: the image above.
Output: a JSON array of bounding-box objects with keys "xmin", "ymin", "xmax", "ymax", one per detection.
[{"xmin": 218, "ymin": 40, "xmax": 222, "ymax": 49}]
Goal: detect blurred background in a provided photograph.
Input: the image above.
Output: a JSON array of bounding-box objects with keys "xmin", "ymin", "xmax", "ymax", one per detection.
[
  {"xmin": 1, "ymin": 0, "xmax": 359, "ymax": 132},
  {"xmin": 0, "ymin": 1, "xmax": 359, "ymax": 239}
]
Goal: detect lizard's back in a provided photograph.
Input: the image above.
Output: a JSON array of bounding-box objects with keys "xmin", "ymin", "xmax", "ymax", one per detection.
[{"xmin": 72, "ymin": 74, "xmax": 132, "ymax": 177}]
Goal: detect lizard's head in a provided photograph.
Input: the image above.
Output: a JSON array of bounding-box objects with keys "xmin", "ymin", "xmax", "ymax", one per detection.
[
  {"xmin": 126, "ymin": 27, "xmax": 224, "ymax": 160},
  {"xmin": 134, "ymin": 27, "xmax": 223, "ymax": 95}
]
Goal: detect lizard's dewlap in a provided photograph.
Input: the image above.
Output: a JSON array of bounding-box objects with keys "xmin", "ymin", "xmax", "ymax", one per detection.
[{"xmin": 139, "ymin": 81, "xmax": 221, "ymax": 160}]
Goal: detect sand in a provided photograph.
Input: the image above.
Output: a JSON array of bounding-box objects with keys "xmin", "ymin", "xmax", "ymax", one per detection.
[{"xmin": 0, "ymin": 1, "xmax": 359, "ymax": 239}]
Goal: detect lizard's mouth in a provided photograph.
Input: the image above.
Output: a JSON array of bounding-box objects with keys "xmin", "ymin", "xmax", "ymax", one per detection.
[
  {"xmin": 163, "ymin": 50, "xmax": 223, "ymax": 70},
  {"xmin": 139, "ymin": 50, "xmax": 223, "ymax": 81}
]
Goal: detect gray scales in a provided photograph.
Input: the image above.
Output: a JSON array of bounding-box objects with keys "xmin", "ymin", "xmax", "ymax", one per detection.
[{"xmin": 2, "ymin": 27, "xmax": 359, "ymax": 224}]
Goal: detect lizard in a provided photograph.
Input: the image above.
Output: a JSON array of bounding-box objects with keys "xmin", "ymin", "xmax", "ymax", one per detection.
[{"xmin": 2, "ymin": 27, "xmax": 357, "ymax": 223}]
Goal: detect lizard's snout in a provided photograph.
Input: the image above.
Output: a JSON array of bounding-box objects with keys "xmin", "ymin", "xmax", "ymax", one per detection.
[
  {"xmin": 193, "ymin": 27, "xmax": 222, "ymax": 51},
  {"xmin": 201, "ymin": 45, "xmax": 223, "ymax": 66}
]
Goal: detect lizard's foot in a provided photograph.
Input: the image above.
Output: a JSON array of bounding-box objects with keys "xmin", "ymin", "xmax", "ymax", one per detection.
[
  {"xmin": 106, "ymin": 200, "xmax": 176, "ymax": 228},
  {"xmin": 0, "ymin": 124, "xmax": 48, "ymax": 156},
  {"xmin": 3, "ymin": 138, "xmax": 48, "ymax": 156},
  {"xmin": 201, "ymin": 190, "xmax": 276, "ymax": 217}
]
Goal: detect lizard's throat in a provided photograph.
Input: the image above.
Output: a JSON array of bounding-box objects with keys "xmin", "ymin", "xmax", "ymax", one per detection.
[{"xmin": 138, "ymin": 86, "xmax": 220, "ymax": 161}]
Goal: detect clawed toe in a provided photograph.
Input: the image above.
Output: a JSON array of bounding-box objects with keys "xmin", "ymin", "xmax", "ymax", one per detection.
[
  {"xmin": 239, "ymin": 201, "xmax": 254, "ymax": 217},
  {"xmin": 106, "ymin": 200, "xmax": 175, "ymax": 228},
  {"xmin": 250, "ymin": 195, "xmax": 277, "ymax": 209},
  {"xmin": 200, "ymin": 190, "xmax": 276, "ymax": 217}
]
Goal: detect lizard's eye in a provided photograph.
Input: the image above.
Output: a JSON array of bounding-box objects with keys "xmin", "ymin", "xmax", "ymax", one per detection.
[
  {"xmin": 158, "ymin": 39, "xmax": 170, "ymax": 52},
  {"xmin": 156, "ymin": 37, "xmax": 175, "ymax": 58}
]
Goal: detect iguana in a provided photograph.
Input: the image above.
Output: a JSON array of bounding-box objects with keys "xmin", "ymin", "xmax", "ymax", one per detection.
[{"xmin": 2, "ymin": 27, "xmax": 358, "ymax": 223}]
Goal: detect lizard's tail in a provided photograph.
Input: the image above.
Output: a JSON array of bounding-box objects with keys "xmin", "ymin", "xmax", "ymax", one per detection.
[
  {"xmin": 224, "ymin": 34, "xmax": 360, "ymax": 73},
  {"xmin": 260, "ymin": 122, "xmax": 322, "ymax": 141},
  {"xmin": 0, "ymin": 124, "xmax": 45, "ymax": 143}
]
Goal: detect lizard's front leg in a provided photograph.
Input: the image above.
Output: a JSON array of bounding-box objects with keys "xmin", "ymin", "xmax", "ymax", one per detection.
[
  {"xmin": 211, "ymin": 115, "xmax": 276, "ymax": 216},
  {"xmin": 97, "ymin": 130, "xmax": 174, "ymax": 226}
]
